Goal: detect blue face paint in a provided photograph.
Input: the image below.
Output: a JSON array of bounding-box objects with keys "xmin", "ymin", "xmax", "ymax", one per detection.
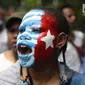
[
  {"xmin": 17, "ymin": 9, "xmax": 45, "ymax": 67},
  {"xmin": 17, "ymin": 27, "xmax": 40, "ymax": 67},
  {"xmin": 22, "ymin": 9, "xmax": 45, "ymax": 21}
]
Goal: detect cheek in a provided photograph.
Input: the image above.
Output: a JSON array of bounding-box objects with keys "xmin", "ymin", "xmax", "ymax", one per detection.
[
  {"xmin": 8, "ymin": 34, "xmax": 13, "ymax": 44},
  {"xmin": 34, "ymin": 32, "xmax": 56, "ymax": 65}
]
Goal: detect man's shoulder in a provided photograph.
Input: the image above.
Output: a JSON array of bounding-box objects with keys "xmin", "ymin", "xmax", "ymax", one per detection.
[
  {"xmin": 0, "ymin": 60, "xmax": 20, "ymax": 84},
  {"xmin": 70, "ymin": 71, "xmax": 85, "ymax": 85}
]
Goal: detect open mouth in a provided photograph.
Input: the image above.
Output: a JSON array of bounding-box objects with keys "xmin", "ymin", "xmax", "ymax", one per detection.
[{"xmin": 18, "ymin": 44, "xmax": 32, "ymax": 55}]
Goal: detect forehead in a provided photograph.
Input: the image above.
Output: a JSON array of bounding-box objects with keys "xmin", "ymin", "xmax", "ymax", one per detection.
[
  {"xmin": 20, "ymin": 9, "xmax": 45, "ymax": 29},
  {"xmin": 63, "ymin": 8, "xmax": 74, "ymax": 16},
  {"xmin": 20, "ymin": 9, "xmax": 58, "ymax": 32}
]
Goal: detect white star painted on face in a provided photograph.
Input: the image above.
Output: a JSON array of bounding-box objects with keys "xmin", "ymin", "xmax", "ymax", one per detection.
[{"xmin": 41, "ymin": 30, "xmax": 55, "ymax": 49}]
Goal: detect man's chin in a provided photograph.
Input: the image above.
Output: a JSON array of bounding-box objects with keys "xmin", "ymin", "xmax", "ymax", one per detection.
[
  {"xmin": 21, "ymin": 63, "xmax": 34, "ymax": 68},
  {"xmin": 12, "ymin": 47, "xmax": 17, "ymax": 53}
]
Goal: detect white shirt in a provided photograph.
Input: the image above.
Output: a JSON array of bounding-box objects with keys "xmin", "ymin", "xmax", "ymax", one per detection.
[
  {"xmin": 0, "ymin": 60, "xmax": 20, "ymax": 85},
  {"xmin": 58, "ymin": 42, "xmax": 83, "ymax": 73},
  {"xmin": 0, "ymin": 53, "xmax": 13, "ymax": 72}
]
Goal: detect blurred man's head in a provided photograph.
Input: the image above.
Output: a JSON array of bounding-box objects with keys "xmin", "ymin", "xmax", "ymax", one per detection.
[
  {"xmin": 6, "ymin": 12, "xmax": 25, "ymax": 53},
  {"xmin": 61, "ymin": 4, "xmax": 76, "ymax": 24}
]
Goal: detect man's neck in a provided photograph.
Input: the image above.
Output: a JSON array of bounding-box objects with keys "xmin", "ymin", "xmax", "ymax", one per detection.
[
  {"xmin": 28, "ymin": 60, "xmax": 60, "ymax": 85},
  {"xmin": 5, "ymin": 50, "xmax": 18, "ymax": 63}
]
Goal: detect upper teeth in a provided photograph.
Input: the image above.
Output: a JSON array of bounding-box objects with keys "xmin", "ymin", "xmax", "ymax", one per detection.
[{"xmin": 20, "ymin": 45, "xmax": 26, "ymax": 47}]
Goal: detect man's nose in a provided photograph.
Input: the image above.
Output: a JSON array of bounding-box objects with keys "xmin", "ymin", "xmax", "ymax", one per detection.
[
  {"xmin": 72, "ymin": 15, "xmax": 76, "ymax": 21},
  {"xmin": 20, "ymin": 35, "xmax": 31, "ymax": 40},
  {"xmin": 13, "ymin": 32, "xmax": 18, "ymax": 39}
]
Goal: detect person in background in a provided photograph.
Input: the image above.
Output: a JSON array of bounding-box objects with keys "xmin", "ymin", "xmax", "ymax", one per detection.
[
  {"xmin": 0, "ymin": 12, "xmax": 25, "ymax": 72},
  {"xmin": 0, "ymin": 8, "xmax": 8, "ymax": 53},
  {"xmin": 60, "ymin": 4, "xmax": 76, "ymax": 25},
  {"xmin": 58, "ymin": 4, "xmax": 83, "ymax": 73}
]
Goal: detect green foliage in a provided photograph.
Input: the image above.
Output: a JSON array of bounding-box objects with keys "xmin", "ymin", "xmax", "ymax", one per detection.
[
  {"xmin": 24, "ymin": 0, "xmax": 39, "ymax": 10},
  {"xmin": 0, "ymin": 0, "xmax": 85, "ymax": 31},
  {"xmin": 0, "ymin": 0, "xmax": 20, "ymax": 10}
]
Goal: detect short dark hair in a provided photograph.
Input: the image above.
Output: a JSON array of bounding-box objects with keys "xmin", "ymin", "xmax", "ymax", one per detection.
[
  {"xmin": 60, "ymin": 4, "xmax": 73, "ymax": 11},
  {"xmin": 54, "ymin": 8, "xmax": 70, "ymax": 35},
  {"xmin": 6, "ymin": 12, "xmax": 26, "ymax": 32},
  {"xmin": 6, "ymin": 18, "xmax": 21, "ymax": 32}
]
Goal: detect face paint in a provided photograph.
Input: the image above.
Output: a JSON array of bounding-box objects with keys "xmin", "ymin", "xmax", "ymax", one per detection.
[{"xmin": 17, "ymin": 9, "xmax": 59, "ymax": 68}]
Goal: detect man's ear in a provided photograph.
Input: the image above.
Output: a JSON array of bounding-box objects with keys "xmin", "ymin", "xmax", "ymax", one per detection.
[{"xmin": 56, "ymin": 32, "xmax": 68, "ymax": 49}]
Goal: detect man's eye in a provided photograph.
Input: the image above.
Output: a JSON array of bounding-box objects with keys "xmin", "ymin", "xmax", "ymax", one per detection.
[
  {"xmin": 19, "ymin": 29, "xmax": 25, "ymax": 33},
  {"xmin": 32, "ymin": 29, "xmax": 40, "ymax": 32}
]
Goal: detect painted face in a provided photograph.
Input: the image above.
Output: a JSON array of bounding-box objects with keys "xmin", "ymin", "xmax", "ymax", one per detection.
[{"xmin": 17, "ymin": 9, "xmax": 59, "ymax": 68}]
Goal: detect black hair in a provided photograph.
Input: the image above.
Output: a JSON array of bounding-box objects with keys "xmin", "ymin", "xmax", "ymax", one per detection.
[
  {"xmin": 6, "ymin": 18, "xmax": 21, "ymax": 32},
  {"xmin": 60, "ymin": 4, "xmax": 74, "ymax": 11}
]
